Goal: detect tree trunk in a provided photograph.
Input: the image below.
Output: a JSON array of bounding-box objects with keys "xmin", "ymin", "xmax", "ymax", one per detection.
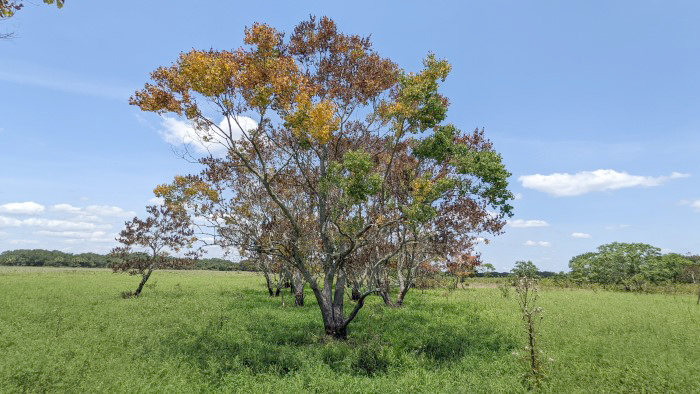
[
  {"xmin": 379, "ymin": 289, "xmax": 397, "ymax": 307},
  {"xmin": 301, "ymin": 264, "xmax": 375, "ymax": 340},
  {"xmin": 134, "ymin": 269, "xmax": 153, "ymax": 297},
  {"xmin": 350, "ymin": 286, "xmax": 361, "ymax": 301},
  {"xmin": 292, "ymin": 270, "xmax": 305, "ymax": 306},
  {"xmin": 263, "ymin": 271, "xmax": 274, "ymax": 296},
  {"xmin": 376, "ymin": 275, "xmax": 399, "ymax": 307},
  {"xmin": 395, "ymin": 282, "xmax": 411, "ymax": 306}
]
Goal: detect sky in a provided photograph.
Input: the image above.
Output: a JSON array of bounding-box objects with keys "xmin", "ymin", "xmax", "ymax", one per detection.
[{"xmin": 1, "ymin": 1, "xmax": 698, "ymax": 271}]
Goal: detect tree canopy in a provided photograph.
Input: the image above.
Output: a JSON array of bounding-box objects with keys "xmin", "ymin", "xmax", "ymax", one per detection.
[
  {"xmin": 569, "ymin": 242, "xmax": 698, "ymax": 286},
  {"xmin": 132, "ymin": 16, "xmax": 514, "ymax": 338}
]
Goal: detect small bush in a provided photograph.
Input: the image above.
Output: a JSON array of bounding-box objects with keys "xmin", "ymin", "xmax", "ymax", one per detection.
[
  {"xmin": 352, "ymin": 344, "xmax": 389, "ymax": 376},
  {"xmin": 320, "ymin": 343, "xmax": 351, "ymax": 372}
]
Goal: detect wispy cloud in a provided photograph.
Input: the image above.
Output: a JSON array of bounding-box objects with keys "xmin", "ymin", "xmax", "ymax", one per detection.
[
  {"xmin": 160, "ymin": 116, "xmax": 258, "ymax": 156},
  {"xmin": 8, "ymin": 239, "xmax": 40, "ymax": 245},
  {"xmin": 571, "ymin": 232, "xmax": 592, "ymax": 238},
  {"xmin": 0, "ymin": 216, "xmax": 108, "ymax": 231},
  {"xmin": 0, "ymin": 201, "xmax": 45, "ymax": 215},
  {"xmin": 51, "ymin": 204, "xmax": 135, "ymax": 219},
  {"xmin": 680, "ymin": 199, "xmax": 700, "ymax": 212},
  {"xmin": 508, "ymin": 219, "xmax": 549, "ymax": 228},
  {"xmin": 35, "ymin": 230, "xmax": 109, "ymax": 238},
  {"xmin": 524, "ymin": 240, "xmax": 551, "ymax": 247},
  {"xmin": 0, "ymin": 66, "xmax": 134, "ymax": 101},
  {"xmin": 519, "ymin": 169, "xmax": 689, "ymax": 197}
]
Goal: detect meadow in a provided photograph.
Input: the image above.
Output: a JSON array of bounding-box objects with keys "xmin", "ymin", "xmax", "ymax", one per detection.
[{"xmin": 1, "ymin": 267, "xmax": 700, "ymax": 393}]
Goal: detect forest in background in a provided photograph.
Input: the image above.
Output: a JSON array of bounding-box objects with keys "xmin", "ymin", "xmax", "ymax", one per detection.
[{"xmin": 0, "ymin": 249, "xmax": 256, "ymax": 271}]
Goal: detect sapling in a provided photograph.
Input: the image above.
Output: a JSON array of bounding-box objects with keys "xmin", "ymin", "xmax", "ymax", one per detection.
[{"xmin": 514, "ymin": 275, "xmax": 546, "ymax": 389}]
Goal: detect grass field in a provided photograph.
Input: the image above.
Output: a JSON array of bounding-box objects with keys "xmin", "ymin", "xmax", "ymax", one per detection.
[{"xmin": 1, "ymin": 267, "xmax": 700, "ymax": 393}]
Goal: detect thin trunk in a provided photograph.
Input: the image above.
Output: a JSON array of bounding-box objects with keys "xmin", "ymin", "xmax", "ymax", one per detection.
[
  {"xmin": 263, "ymin": 271, "xmax": 274, "ymax": 297},
  {"xmin": 134, "ymin": 269, "xmax": 153, "ymax": 297},
  {"xmin": 395, "ymin": 281, "xmax": 411, "ymax": 306},
  {"xmin": 292, "ymin": 270, "xmax": 304, "ymax": 306},
  {"xmin": 350, "ymin": 285, "xmax": 361, "ymax": 301}
]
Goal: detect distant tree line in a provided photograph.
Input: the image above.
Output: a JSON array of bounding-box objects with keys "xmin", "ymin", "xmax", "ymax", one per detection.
[
  {"xmin": 0, "ymin": 249, "xmax": 256, "ymax": 271},
  {"xmin": 501, "ymin": 243, "xmax": 700, "ymax": 292},
  {"xmin": 568, "ymin": 242, "xmax": 699, "ymax": 289}
]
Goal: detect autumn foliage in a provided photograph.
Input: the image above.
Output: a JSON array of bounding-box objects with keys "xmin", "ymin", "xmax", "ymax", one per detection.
[
  {"xmin": 131, "ymin": 16, "xmax": 513, "ymax": 338},
  {"xmin": 110, "ymin": 205, "xmax": 199, "ymax": 297}
]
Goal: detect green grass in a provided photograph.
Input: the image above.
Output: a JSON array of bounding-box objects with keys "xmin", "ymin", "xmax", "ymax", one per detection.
[{"xmin": 1, "ymin": 267, "xmax": 700, "ymax": 393}]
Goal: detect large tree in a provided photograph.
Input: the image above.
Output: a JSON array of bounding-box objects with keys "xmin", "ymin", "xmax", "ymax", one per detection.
[{"xmin": 132, "ymin": 17, "xmax": 513, "ymax": 338}]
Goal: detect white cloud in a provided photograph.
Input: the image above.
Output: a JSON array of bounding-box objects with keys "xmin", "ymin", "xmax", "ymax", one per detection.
[
  {"xmin": 519, "ymin": 169, "xmax": 690, "ymax": 197},
  {"xmin": 84, "ymin": 205, "xmax": 134, "ymax": 218},
  {"xmin": 52, "ymin": 204, "xmax": 82, "ymax": 214},
  {"xmin": 571, "ymin": 232, "xmax": 592, "ymax": 238},
  {"xmin": 508, "ymin": 219, "xmax": 549, "ymax": 228},
  {"xmin": 149, "ymin": 197, "xmax": 165, "ymax": 205},
  {"xmin": 35, "ymin": 230, "xmax": 108, "ymax": 238},
  {"xmin": 23, "ymin": 218, "xmax": 103, "ymax": 231},
  {"xmin": 0, "ymin": 201, "xmax": 45, "ymax": 215},
  {"xmin": 0, "ymin": 216, "xmax": 22, "ymax": 227},
  {"xmin": 63, "ymin": 237, "xmax": 115, "ymax": 244},
  {"xmin": 513, "ymin": 193, "xmax": 523, "ymax": 200},
  {"xmin": 524, "ymin": 240, "xmax": 551, "ymax": 247},
  {"xmin": 8, "ymin": 239, "xmax": 40, "ymax": 245},
  {"xmin": 680, "ymin": 199, "xmax": 700, "ymax": 212},
  {"xmin": 0, "ymin": 216, "xmax": 106, "ymax": 231},
  {"xmin": 160, "ymin": 116, "xmax": 258, "ymax": 156},
  {"xmin": 52, "ymin": 204, "xmax": 134, "ymax": 219}
]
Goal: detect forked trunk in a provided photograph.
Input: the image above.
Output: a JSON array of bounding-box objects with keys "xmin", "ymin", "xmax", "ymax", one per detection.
[
  {"xmin": 134, "ymin": 269, "xmax": 153, "ymax": 297},
  {"xmin": 302, "ymin": 265, "xmax": 375, "ymax": 340},
  {"xmin": 320, "ymin": 304, "xmax": 348, "ymax": 339}
]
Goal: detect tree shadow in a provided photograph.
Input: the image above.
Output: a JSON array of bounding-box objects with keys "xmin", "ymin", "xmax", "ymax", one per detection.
[{"xmin": 157, "ymin": 291, "xmax": 518, "ymax": 385}]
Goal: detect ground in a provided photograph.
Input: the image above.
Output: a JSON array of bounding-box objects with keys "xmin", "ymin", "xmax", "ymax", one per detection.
[{"xmin": 1, "ymin": 267, "xmax": 699, "ymax": 393}]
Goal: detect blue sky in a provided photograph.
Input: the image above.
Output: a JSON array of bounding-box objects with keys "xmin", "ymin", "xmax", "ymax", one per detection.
[{"xmin": 1, "ymin": 1, "xmax": 698, "ymax": 271}]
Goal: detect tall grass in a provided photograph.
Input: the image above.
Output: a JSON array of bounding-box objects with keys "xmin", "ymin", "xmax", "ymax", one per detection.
[{"xmin": 1, "ymin": 267, "xmax": 700, "ymax": 393}]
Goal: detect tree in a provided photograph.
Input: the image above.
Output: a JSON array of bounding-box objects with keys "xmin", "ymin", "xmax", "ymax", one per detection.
[
  {"xmin": 1, "ymin": 0, "xmax": 64, "ymax": 39},
  {"xmin": 477, "ymin": 263, "xmax": 496, "ymax": 277},
  {"xmin": 568, "ymin": 242, "xmax": 695, "ymax": 288},
  {"xmin": 0, "ymin": 0, "xmax": 63, "ymax": 17},
  {"xmin": 110, "ymin": 205, "xmax": 199, "ymax": 297},
  {"xmin": 132, "ymin": 17, "xmax": 513, "ymax": 338},
  {"xmin": 511, "ymin": 260, "xmax": 540, "ymax": 279}
]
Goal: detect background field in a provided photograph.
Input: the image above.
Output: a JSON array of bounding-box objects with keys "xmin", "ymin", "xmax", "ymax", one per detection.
[{"xmin": 1, "ymin": 267, "xmax": 700, "ymax": 393}]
